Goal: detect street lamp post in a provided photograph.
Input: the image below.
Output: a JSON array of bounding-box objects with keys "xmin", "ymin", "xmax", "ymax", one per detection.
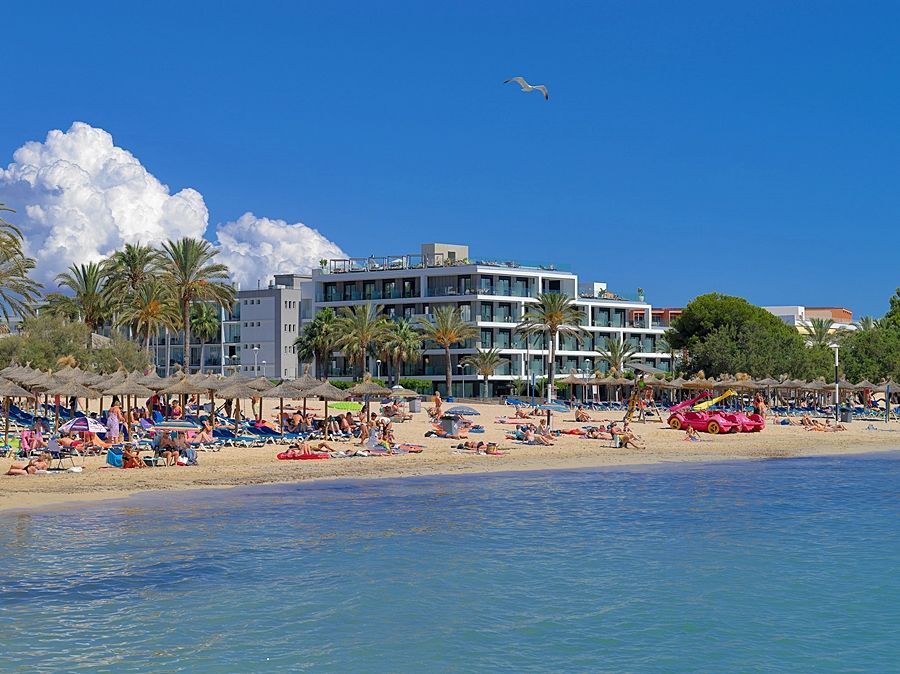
[
  {"xmin": 261, "ymin": 360, "xmax": 266, "ymax": 378},
  {"xmin": 376, "ymin": 359, "xmax": 382, "ymax": 381},
  {"xmin": 831, "ymin": 344, "xmax": 840, "ymax": 422},
  {"xmin": 253, "ymin": 345, "xmax": 259, "ymax": 374}
]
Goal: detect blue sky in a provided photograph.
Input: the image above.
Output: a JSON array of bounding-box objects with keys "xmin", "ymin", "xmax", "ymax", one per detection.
[{"xmin": 3, "ymin": 1, "xmax": 899, "ymax": 317}]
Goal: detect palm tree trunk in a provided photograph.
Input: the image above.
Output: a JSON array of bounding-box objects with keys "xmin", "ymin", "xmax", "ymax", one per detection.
[
  {"xmin": 444, "ymin": 345, "xmax": 453, "ymax": 397},
  {"xmin": 165, "ymin": 327, "xmax": 171, "ymax": 377},
  {"xmin": 547, "ymin": 329, "xmax": 556, "ymax": 403},
  {"xmin": 200, "ymin": 340, "xmax": 206, "ymax": 373},
  {"xmin": 182, "ymin": 300, "xmax": 191, "ymax": 373},
  {"xmin": 482, "ymin": 374, "xmax": 488, "ymax": 400}
]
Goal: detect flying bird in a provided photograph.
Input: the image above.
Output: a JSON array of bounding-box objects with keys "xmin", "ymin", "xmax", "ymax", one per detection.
[{"xmin": 504, "ymin": 76, "xmax": 549, "ymax": 100}]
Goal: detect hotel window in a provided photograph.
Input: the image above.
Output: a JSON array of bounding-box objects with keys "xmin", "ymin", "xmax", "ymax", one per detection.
[
  {"xmin": 480, "ymin": 329, "xmax": 493, "ymax": 348},
  {"xmin": 480, "ymin": 303, "xmax": 493, "ymax": 322},
  {"xmin": 497, "ymin": 329, "xmax": 511, "ymax": 349}
]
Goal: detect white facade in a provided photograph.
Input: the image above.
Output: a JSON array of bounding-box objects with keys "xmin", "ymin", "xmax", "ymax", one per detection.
[{"xmin": 312, "ymin": 243, "xmax": 671, "ymax": 397}]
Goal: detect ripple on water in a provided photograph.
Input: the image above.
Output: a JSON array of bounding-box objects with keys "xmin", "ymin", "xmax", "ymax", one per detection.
[{"xmin": 1, "ymin": 452, "xmax": 899, "ymax": 672}]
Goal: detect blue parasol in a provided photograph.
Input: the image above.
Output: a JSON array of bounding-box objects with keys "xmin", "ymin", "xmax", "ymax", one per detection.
[{"xmin": 445, "ymin": 405, "xmax": 480, "ymax": 416}]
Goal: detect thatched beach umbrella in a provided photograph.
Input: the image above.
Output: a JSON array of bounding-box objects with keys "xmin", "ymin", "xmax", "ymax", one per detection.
[
  {"xmin": 42, "ymin": 377, "xmax": 100, "ymax": 432},
  {"xmin": 390, "ymin": 386, "xmax": 421, "ymax": 398},
  {"xmin": 348, "ymin": 377, "xmax": 393, "ymax": 416},
  {"xmin": 305, "ymin": 381, "xmax": 349, "ymax": 441},
  {"xmin": 216, "ymin": 382, "xmax": 262, "ymax": 434},
  {"xmin": 0, "ymin": 377, "xmax": 33, "ymax": 447},
  {"xmin": 0, "ymin": 362, "xmax": 21, "ymax": 378},
  {"xmin": 138, "ymin": 370, "xmax": 166, "ymax": 390},
  {"xmin": 104, "ymin": 378, "xmax": 154, "ymax": 437},
  {"xmin": 259, "ymin": 381, "xmax": 304, "ymax": 438}
]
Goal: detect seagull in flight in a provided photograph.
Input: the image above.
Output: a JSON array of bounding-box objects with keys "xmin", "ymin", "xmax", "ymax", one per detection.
[{"xmin": 504, "ymin": 76, "xmax": 549, "ymax": 100}]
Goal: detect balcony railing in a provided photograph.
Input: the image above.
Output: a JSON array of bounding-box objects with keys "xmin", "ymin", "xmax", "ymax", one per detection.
[
  {"xmin": 320, "ymin": 253, "xmax": 572, "ymax": 275},
  {"xmin": 317, "ymin": 289, "xmax": 418, "ymax": 302}
]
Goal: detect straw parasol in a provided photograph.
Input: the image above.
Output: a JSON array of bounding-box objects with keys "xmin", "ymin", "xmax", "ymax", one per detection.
[
  {"xmin": 304, "ymin": 381, "xmax": 349, "ymax": 440},
  {"xmin": 138, "ymin": 370, "xmax": 166, "ymax": 390},
  {"xmin": 258, "ymin": 381, "xmax": 305, "ymax": 438},
  {"xmin": 216, "ymin": 382, "xmax": 263, "ymax": 433},
  {"xmin": 291, "ymin": 371, "xmax": 320, "ymax": 391},
  {"xmin": 0, "ymin": 377, "xmax": 33, "ymax": 447},
  {"xmin": 348, "ymin": 376, "xmax": 394, "ymax": 416},
  {"xmin": 163, "ymin": 376, "xmax": 209, "ymax": 396},
  {"xmin": 390, "ymin": 386, "xmax": 421, "ymax": 398},
  {"xmin": 104, "ymin": 378, "xmax": 154, "ymax": 435},
  {"xmin": 0, "ymin": 362, "xmax": 21, "ymax": 378},
  {"xmin": 40, "ymin": 376, "xmax": 100, "ymax": 432}
]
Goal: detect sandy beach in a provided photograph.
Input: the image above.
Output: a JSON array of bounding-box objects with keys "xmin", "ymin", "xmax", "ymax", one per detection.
[{"xmin": 2, "ymin": 401, "xmax": 898, "ymax": 512}]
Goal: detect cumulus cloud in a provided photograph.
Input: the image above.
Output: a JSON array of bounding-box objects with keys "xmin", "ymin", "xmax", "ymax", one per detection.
[
  {"xmin": 0, "ymin": 122, "xmax": 208, "ymax": 285},
  {"xmin": 215, "ymin": 212, "xmax": 346, "ymax": 289},
  {"xmin": 0, "ymin": 122, "xmax": 347, "ymax": 289}
]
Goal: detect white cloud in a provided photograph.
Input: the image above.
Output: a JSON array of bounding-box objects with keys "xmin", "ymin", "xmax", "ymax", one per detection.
[
  {"xmin": 215, "ymin": 213, "xmax": 346, "ymax": 289},
  {"xmin": 0, "ymin": 122, "xmax": 347, "ymax": 289},
  {"xmin": 0, "ymin": 122, "xmax": 208, "ymax": 285}
]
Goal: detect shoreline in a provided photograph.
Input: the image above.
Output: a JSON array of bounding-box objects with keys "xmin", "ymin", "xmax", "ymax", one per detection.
[
  {"xmin": 3, "ymin": 401, "xmax": 898, "ymax": 514},
  {"xmin": 3, "ymin": 441, "xmax": 897, "ymax": 516}
]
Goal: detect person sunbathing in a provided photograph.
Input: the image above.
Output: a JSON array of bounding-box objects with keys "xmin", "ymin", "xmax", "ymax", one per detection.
[
  {"xmin": 425, "ymin": 424, "xmax": 467, "ymax": 440},
  {"xmin": 83, "ymin": 432, "xmax": 111, "ymax": 451},
  {"xmin": 585, "ymin": 427, "xmax": 613, "ymax": 440},
  {"xmin": 574, "ymin": 406, "xmax": 592, "ymax": 423},
  {"xmin": 514, "ymin": 405, "xmax": 531, "ymax": 419},
  {"xmin": 6, "ymin": 452, "xmax": 51, "ymax": 475},
  {"xmin": 288, "ymin": 439, "xmax": 336, "ymax": 455},
  {"xmin": 523, "ymin": 428, "xmax": 553, "ymax": 445}
]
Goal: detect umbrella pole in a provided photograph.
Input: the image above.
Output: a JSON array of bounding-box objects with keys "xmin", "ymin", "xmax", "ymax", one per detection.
[
  {"xmin": 234, "ymin": 399, "xmax": 240, "ymax": 435},
  {"xmin": 324, "ymin": 401, "xmax": 329, "ymax": 441},
  {"xmin": 3, "ymin": 396, "xmax": 9, "ymax": 448},
  {"xmin": 280, "ymin": 397, "xmax": 284, "ymax": 439}
]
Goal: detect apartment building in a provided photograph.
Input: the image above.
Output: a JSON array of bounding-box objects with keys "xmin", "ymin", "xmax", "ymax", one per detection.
[
  {"xmin": 312, "ymin": 243, "xmax": 672, "ymax": 397},
  {"xmin": 149, "ymin": 274, "xmax": 310, "ymax": 378}
]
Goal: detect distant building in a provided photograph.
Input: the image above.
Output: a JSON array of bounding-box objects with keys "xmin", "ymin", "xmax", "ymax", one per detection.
[
  {"xmin": 763, "ymin": 305, "xmax": 858, "ymax": 334},
  {"xmin": 149, "ymin": 274, "xmax": 311, "ymax": 378}
]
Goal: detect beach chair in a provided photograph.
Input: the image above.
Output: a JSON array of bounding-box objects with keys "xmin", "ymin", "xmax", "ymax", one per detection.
[{"xmin": 47, "ymin": 437, "xmax": 77, "ymax": 469}]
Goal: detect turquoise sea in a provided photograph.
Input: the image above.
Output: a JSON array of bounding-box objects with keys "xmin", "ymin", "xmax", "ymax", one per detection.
[{"xmin": 1, "ymin": 453, "xmax": 899, "ymax": 673}]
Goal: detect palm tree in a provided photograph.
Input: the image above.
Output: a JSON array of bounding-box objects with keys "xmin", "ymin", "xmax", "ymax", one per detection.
[
  {"xmin": 102, "ymin": 243, "xmax": 157, "ymax": 320},
  {"xmin": 516, "ymin": 293, "xmax": 585, "ymax": 401},
  {"xmin": 858, "ymin": 316, "xmax": 879, "ymax": 332},
  {"xmin": 155, "ymin": 237, "xmax": 235, "ymax": 357},
  {"xmin": 417, "ymin": 305, "xmax": 477, "ymax": 395},
  {"xmin": 0, "ymin": 204, "xmax": 42, "ymax": 323},
  {"xmin": 598, "ymin": 335, "xmax": 639, "ymax": 374},
  {"xmin": 190, "ymin": 303, "xmax": 221, "ymax": 373},
  {"xmin": 382, "ymin": 319, "xmax": 422, "ymax": 385},
  {"xmin": 461, "ymin": 347, "xmax": 504, "ymax": 400},
  {"xmin": 805, "ymin": 317, "xmax": 835, "ymax": 348},
  {"xmin": 116, "ymin": 280, "xmax": 180, "ymax": 352},
  {"xmin": 335, "ymin": 304, "xmax": 389, "ymax": 379},
  {"xmin": 294, "ymin": 307, "xmax": 339, "ymax": 379},
  {"xmin": 46, "ymin": 262, "xmax": 109, "ymax": 347}
]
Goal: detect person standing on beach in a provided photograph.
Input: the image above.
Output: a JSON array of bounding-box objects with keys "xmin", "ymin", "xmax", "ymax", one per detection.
[
  {"xmin": 106, "ymin": 402, "xmax": 122, "ymax": 444},
  {"xmin": 432, "ymin": 391, "xmax": 443, "ymax": 417}
]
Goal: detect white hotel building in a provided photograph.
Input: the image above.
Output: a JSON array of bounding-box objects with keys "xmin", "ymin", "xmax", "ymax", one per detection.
[{"xmin": 312, "ymin": 243, "xmax": 671, "ymax": 397}]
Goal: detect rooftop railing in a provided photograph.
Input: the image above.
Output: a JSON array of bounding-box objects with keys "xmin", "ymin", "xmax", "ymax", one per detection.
[{"xmin": 322, "ymin": 254, "xmax": 572, "ymax": 274}]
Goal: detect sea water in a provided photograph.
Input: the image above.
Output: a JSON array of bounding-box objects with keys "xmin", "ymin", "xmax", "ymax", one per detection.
[{"xmin": 1, "ymin": 453, "xmax": 898, "ymax": 673}]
